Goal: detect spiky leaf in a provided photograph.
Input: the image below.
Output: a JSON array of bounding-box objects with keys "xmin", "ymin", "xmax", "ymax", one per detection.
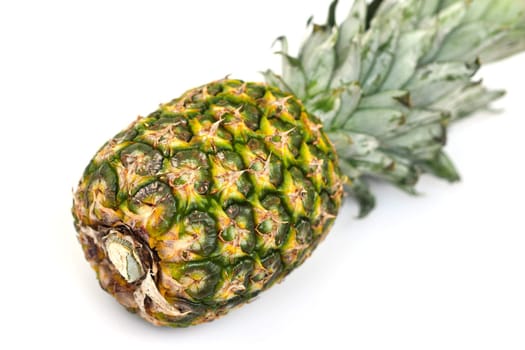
[{"xmin": 265, "ymin": 0, "xmax": 525, "ymax": 215}]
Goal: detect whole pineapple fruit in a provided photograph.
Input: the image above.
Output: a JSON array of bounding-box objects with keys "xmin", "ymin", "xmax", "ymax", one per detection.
[
  {"xmin": 73, "ymin": 0, "xmax": 525, "ymax": 327},
  {"xmin": 73, "ymin": 80, "xmax": 343, "ymax": 326}
]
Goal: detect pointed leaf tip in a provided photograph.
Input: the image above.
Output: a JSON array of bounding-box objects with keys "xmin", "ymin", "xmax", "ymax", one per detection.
[
  {"xmin": 351, "ymin": 182, "xmax": 376, "ymax": 218},
  {"xmin": 327, "ymin": 0, "xmax": 339, "ymax": 27},
  {"xmin": 420, "ymin": 152, "xmax": 461, "ymax": 182},
  {"xmin": 272, "ymin": 36, "xmax": 288, "ymax": 51},
  {"xmin": 366, "ymin": 0, "xmax": 385, "ymax": 29}
]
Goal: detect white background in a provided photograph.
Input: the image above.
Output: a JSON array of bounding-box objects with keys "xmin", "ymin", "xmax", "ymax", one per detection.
[{"xmin": 1, "ymin": 1, "xmax": 524, "ymax": 349}]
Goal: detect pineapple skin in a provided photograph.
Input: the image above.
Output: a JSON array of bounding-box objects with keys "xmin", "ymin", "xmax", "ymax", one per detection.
[{"xmin": 72, "ymin": 79, "xmax": 344, "ymax": 327}]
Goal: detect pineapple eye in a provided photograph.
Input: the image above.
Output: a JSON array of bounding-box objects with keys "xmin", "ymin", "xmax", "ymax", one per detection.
[{"xmin": 104, "ymin": 231, "xmax": 145, "ymax": 283}]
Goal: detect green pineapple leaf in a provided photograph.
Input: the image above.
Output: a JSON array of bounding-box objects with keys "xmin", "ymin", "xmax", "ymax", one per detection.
[{"xmin": 265, "ymin": 0, "xmax": 525, "ymax": 216}]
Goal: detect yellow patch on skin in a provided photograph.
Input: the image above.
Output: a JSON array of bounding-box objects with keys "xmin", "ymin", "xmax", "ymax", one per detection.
[
  {"xmin": 135, "ymin": 199, "xmax": 165, "ymax": 232},
  {"xmin": 236, "ymin": 143, "xmax": 276, "ymax": 192},
  {"xmin": 161, "ymin": 100, "xmax": 186, "ymax": 114},
  {"xmin": 247, "ymin": 262, "xmax": 266, "ymax": 294},
  {"xmin": 267, "ymin": 95, "xmax": 298, "ymax": 124},
  {"xmin": 226, "ymin": 81, "xmax": 248, "ymax": 96},
  {"xmin": 249, "ymin": 154, "xmax": 272, "ymax": 182},
  {"xmin": 299, "ymin": 143, "xmax": 325, "ymax": 189},
  {"xmin": 317, "ymin": 212, "xmax": 337, "ymax": 236},
  {"xmin": 95, "ymin": 140, "xmax": 130, "ymax": 164},
  {"xmin": 281, "ymin": 172, "xmax": 307, "ymax": 217},
  {"xmin": 189, "ymin": 118, "xmax": 230, "ymax": 152},
  {"xmin": 219, "ymin": 227, "xmax": 251, "ymax": 259},
  {"xmin": 252, "ymin": 205, "xmax": 288, "ymax": 251},
  {"xmin": 86, "ymin": 180, "xmax": 120, "ymax": 224},
  {"xmin": 256, "ymin": 229, "xmax": 278, "ymax": 252},
  {"xmin": 308, "ymin": 158, "xmax": 324, "ymax": 181},
  {"xmin": 215, "ymin": 208, "xmax": 233, "ymax": 230},
  {"xmin": 155, "ymin": 230, "xmax": 200, "ymax": 263},
  {"xmin": 300, "ymin": 112, "xmax": 324, "ymax": 144},
  {"xmin": 329, "ymin": 164, "xmax": 346, "ymax": 197},
  {"xmin": 214, "ymin": 277, "xmax": 246, "ymax": 302},
  {"xmin": 94, "ymin": 140, "xmax": 118, "ymax": 163},
  {"xmin": 208, "ymin": 153, "xmax": 248, "ymax": 201},
  {"xmin": 141, "ymin": 122, "xmax": 189, "ymax": 149},
  {"xmin": 88, "ymin": 179, "xmax": 109, "ymax": 201},
  {"xmin": 280, "ymin": 227, "xmax": 309, "ymax": 267},
  {"xmin": 161, "ymin": 164, "xmax": 202, "ymax": 205},
  {"xmin": 248, "ymin": 257, "xmax": 280, "ymax": 294},
  {"xmin": 219, "ymin": 106, "xmax": 256, "ymax": 141},
  {"xmin": 253, "ymin": 204, "xmax": 287, "ymax": 227},
  {"xmin": 213, "ymin": 169, "xmax": 246, "ymax": 194},
  {"xmin": 264, "ymin": 127, "xmax": 296, "ymax": 159},
  {"xmin": 114, "ymin": 164, "xmax": 146, "ymax": 196},
  {"xmin": 157, "ymin": 265, "xmax": 189, "ymax": 298},
  {"xmin": 179, "ymin": 269, "xmax": 208, "ymax": 296},
  {"xmin": 220, "ymin": 243, "xmax": 246, "ymax": 262}
]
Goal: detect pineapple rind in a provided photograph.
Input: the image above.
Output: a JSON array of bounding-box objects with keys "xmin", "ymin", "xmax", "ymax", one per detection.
[{"xmin": 73, "ymin": 79, "xmax": 344, "ymax": 327}]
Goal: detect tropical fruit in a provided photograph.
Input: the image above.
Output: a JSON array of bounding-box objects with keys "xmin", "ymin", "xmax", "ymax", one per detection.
[
  {"xmin": 73, "ymin": 80, "xmax": 343, "ymax": 326},
  {"xmin": 72, "ymin": 0, "xmax": 525, "ymax": 327}
]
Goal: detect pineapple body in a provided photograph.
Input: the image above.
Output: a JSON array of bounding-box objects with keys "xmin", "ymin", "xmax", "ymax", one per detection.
[
  {"xmin": 73, "ymin": 0, "xmax": 525, "ymax": 328},
  {"xmin": 73, "ymin": 79, "xmax": 344, "ymax": 327}
]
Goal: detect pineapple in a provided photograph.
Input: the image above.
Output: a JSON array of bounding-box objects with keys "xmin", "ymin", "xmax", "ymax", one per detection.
[
  {"xmin": 72, "ymin": 0, "xmax": 525, "ymax": 327},
  {"xmin": 73, "ymin": 81, "xmax": 343, "ymax": 326}
]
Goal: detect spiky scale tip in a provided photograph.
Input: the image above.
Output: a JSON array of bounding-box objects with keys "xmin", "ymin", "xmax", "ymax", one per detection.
[{"xmin": 72, "ymin": 79, "xmax": 344, "ymax": 327}]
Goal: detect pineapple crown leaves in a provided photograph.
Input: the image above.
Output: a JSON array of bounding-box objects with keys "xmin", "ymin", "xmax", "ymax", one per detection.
[{"xmin": 263, "ymin": 0, "xmax": 525, "ymax": 217}]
